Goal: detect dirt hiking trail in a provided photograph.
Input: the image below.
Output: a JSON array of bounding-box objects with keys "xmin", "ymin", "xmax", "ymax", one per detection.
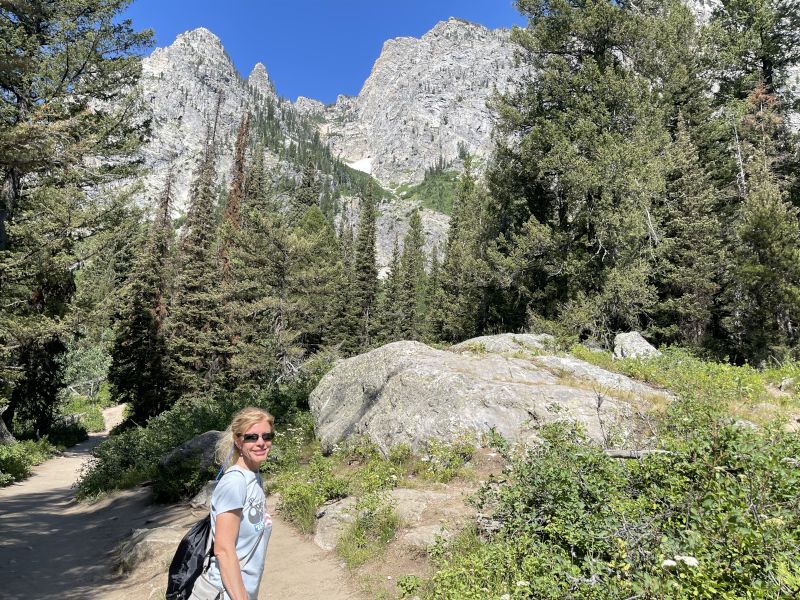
[{"xmin": 0, "ymin": 407, "xmax": 362, "ymax": 600}]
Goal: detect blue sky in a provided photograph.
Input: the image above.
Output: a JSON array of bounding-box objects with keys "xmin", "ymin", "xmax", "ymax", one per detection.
[{"xmin": 122, "ymin": 0, "xmax": 527, "ymax": 104}]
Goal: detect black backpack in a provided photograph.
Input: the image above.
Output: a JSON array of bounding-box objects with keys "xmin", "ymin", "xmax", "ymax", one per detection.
[{"xmin": 165, "ymin": 513, "xmax": 214, "ymax": 600}]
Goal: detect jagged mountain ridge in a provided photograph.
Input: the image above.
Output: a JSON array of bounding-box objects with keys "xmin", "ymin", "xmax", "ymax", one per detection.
[
  {"xmin": 296, "ymin": 17, "xmax": 525, "ymax": 185},
  {"xmin": 136, "ymin": 19, "xmax": 520, "ymax": 272},
  {"xmin": 138, "ymin": 19, "xmax": 518, "ymax": 209}
]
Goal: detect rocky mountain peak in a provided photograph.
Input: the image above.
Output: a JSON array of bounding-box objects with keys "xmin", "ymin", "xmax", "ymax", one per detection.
[{"xmin": 248, "ymin": 62, "xmax": 276, "ymax": 96}]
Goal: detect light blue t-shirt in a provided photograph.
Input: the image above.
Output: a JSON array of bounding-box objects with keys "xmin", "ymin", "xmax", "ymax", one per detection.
[{"xmin": 206, "ymin": 466, "xmax": 272, "ymax": 600}]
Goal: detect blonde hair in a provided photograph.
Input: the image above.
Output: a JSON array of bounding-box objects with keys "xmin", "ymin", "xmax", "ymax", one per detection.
[{"xmin": 215, "ymin": 406, "xmax": 275, "ymax": 469}]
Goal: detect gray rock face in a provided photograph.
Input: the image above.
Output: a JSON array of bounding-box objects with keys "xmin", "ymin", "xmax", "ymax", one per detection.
[
  {"xmin": 114, "ymin": 526, "xmax": 185, "ymax": 573},
  {"xmin": 451, "ymin": 333, "xmax": 555, "ymax": 354},
  {"xmin": 314, "ymin": 18, "xmax": 525, "ymax": 185},
  {"xmin": 312, "ymin": 488, "xmax": 460, "ymax": 552},
  {"xmin": 158, "ymin": 430, "xmax": 222, "ymax": 474},
  {"xmin": 309, "ymin": 338, "xmax": 670, "ymax": 453},
  {"xmin": 613, "ymin": 332, "xmax": 661, "ymax": 360}
]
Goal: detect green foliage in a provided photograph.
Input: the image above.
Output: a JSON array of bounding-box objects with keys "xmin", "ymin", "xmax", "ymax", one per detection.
[
  {"xmin": 421, "ymin": 435, "xmax": 475, "ymax": 483},
  {"xmin": 60, "ymin": 395, "xmax": 105, "ymax": 433},
  {"xmin": 0, "ymin": 439, "xmax": 53, "ymax": 486},
  {"xmin": 399, "ymin": 169, "xmax": 459, "ymax": 215},
  {"xmin": 0, "ymin": 0, "xmax": 152, "ymax": 438},
  {"xmin": 337, "ymin": 493, "xmax": 401, "ymax": 568},
  {"xmin": 421, "ymin": 419, "xmax": 800, "ymax": 598},
  {"xmin": 76, "ymin": 385, "xmax": 306, "ymax": 499},
  {"xmin": 570, "ymin": 345, "xmax": 777, "ymax": 419},
  {"xmin": 275, "ymin": 451, "xmax": 348, "ymax": 533}
]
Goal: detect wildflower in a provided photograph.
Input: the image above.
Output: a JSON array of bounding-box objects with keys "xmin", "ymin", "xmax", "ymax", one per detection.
[{"xmin": 675, "ymin": 555, "xmax": 699, "ymax": 567}]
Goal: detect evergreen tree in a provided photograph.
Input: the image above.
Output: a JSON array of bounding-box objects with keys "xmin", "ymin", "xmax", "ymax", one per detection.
[
  {"xmin": 423, "ymin": 244, "xmax": 443, "ymax": 342},
  {"xmin": 722, "ymin": 152, "xmax": 800, "ymax": 363},
  {"xmin": 290, "ymin": 206, "xmax": 342, "ymax": 352},
  {"xmin": 351, "ymin": 186, "xmax": 379, "ymax": 350},
  {"xmin": 376, "ymin": 237, "xmax": 403, "ymax": 344},
  {"xmin": 398, "ymin": 210, "xmax": 427, "ymax": 340},
  {"xmin": 330, "ymin": 212, "xmax": 360, "ymax": 354},
  {"xmin": 225, "ymin": 155, "xmax": 298, "ymax": 391},
  {"xmin": 708, "ymin": 0, "xmax": 800, "ymax": 100},
  {"xmin": 167, "ymin": 142, "xmax": 227, "ymax": 397},
  {"xmin": 295, "ymin": 159, "xmax": 321, "ymax": 208},
  {"xmin": 0, "ymin": 0, "xmax": 151, "ymax": 434},
  {"xmin": 487, "ymin": 0, "xmax": 667, "ymax": 343},
  {"xmin": 108, "ymin": 177, "xmax": 174, "ymax": 422},
  {"xmin": 650, "ymin": 118, "xmax": 723, "ymax": 348},
  {"xmin": 436, "ymin": 160, "xmax": 490, "ymax": 342},
  {"xmin": 219, "ymin": 113, "xmax": 251, "ymax": 279}
]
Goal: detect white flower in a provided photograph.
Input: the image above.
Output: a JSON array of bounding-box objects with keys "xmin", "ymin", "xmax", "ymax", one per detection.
[
  {"xmin": 516, "ymin": 580, "xmax": 530, "ymax": 587},
  {"xmin": 661, "ymin": 559, "xmax": 677, "ymax": 569},
  {"xmin": 500, "ymin": 595, "xmax": 511, "ymax": 600},
  {"xmin": 675, "ymin": 555, "xmax": 699, "ymax": 568}
]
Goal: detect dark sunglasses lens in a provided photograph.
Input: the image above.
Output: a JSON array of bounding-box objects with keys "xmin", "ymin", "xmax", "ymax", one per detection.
[{"xmin": 242, "ymin": 432, "xmax": 274, "ymax": 442}]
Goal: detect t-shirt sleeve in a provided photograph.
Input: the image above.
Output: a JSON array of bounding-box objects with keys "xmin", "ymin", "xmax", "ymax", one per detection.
[{"xmin": 212, "ymin": 471, "xmax": 247, "ymax": 515}]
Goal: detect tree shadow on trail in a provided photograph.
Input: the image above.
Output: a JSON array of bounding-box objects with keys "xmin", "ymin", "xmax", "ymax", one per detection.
[{"xmin": 0, "ymin": 474, "xmax": 188, "ymax": 599}]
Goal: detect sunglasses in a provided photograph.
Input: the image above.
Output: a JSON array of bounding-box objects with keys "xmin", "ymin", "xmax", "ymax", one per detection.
[{"xmin": 239, "ymin": 432, "xmax": 274, "ymax": 443}]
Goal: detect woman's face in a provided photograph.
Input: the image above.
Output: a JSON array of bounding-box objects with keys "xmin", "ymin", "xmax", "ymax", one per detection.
[{"xmin": 237, "ymin": 418, "xmax": 273, "ymax": 470}]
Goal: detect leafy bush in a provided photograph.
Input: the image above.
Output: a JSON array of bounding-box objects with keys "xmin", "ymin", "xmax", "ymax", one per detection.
[
  {"xmin": 421, "ymin": 416, "xmax": 800, "ymax": 599},
  {"xmin": 0, "ymin": 439, "xmax": 53, "ymax": 485},
  {"xmin": 60, "ymin": 394, "xmax": 105, "ymax": 432},
  {"xmin": 422, "ymin": 435, "xmax": 475, "ymax": 482},
  {"xmin": 275, "ymin": 451, "xmax": 348, "ymax": 533},
  {"xmin": 76, "ymin": 358, "xmax": 332, "ymax": 500},
  {"xmin": 337, "ymin": 493, "xmax": 401, "ymax": 568}
]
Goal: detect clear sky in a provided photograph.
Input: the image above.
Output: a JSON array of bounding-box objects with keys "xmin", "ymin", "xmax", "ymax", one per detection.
[{"xmin": 121, "ymin": 0, "xmax": 527, "ymax": 105}]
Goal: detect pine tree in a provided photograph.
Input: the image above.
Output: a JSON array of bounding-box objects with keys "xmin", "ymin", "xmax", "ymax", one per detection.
[
  {"xmin": 219, "ymin": 113, "xmax": 251, "ymax": 279},
  {"xmin": 436, "ymin": 161, "xmax": 489, "ymax": 342},
  {"xmin": 650, "ymin": 118, "xmax": 723, "ymax": 348},
  {"xmin": 722, "ymin": 153, "xmax": 800, "ymax": 363},
  {"xmin": 351, "ymin": 186, "xmax": 379, "ymax": 350},
  {"xmin": 376, "ymin": 237, "xmax": 403, "ymax": 344},
  {"xmin": 295, "ymin": 159, "xmax": 321, "ymax": 208},
  {"xmin": 330, "ymin": 212, "xmax": 360, "ymax": 354},
  {"xmin": 108, "ymin": 177, "xmax": 174, "ymax": 422},
  {"xmin": 423, "ymin": 245, "xmax": 443, "ymax": 342},
  {"xmin": 225, "ymin": 153, "xmax": 298, "ymax": 391},
  {"xmin": 486, "ymin": 0, "xmax": 667, "ymax": 342},
  {"xmin": 708, "ymin": 0, "xmax": 800, "ymax": 100},
  {"xmin": 167, "ymin": 138, "xmax": 228, "ymax": 397},
  {"xmin": 398, "ymin": 210, "xmax": 427, "ymax": 340},
  {"xmin": 0, "ymin": 0, "xmax": 151, "ymax": 434}
]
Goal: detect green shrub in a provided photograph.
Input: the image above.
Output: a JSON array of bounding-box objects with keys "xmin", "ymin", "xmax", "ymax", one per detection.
[
  {"xmin": 337, "ymin": 493, "xmax": 401, "ymax": 568},
  {"xmin": 275, "ymin": 451, "xmax": 348, "ymax": 533},
  {"xmin": 0, "ymin": 439, "xmax": 53, "ymax": 485},
  {"xmin": 421, "ymin": 418, "xmax": 800, "ymax": 599},
  {"xmin": 76, "ymin": 367, "xmax": 328, "ymax": 500},
  {"xmin": 47, "ymin": 422, "xmax": 88, "ymax": 447},
  {"xmin": 422, "ymin": 435, "xmax": 475, "ymax": 482},
  {"xmin": 60, "ymin": 394, "xmax": 105, "ymax": 432}
]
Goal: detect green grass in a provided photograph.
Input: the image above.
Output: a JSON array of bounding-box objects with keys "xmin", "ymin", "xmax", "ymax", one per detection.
[
  {"xmin": 337, "ymin": 493, "xmax": 401, "ymax": 568},
  {"xmin": 398, "ymin": 169, "xmax": 459, "ymax": 215}
]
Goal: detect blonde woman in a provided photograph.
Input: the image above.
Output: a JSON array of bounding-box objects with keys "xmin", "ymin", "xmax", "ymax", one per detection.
[{"xmin": 191, "ymin": 407, "xmax": 274, "ymax": 600}]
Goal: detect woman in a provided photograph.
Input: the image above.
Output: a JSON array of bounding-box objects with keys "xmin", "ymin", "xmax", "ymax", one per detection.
[{"xmin": 191, "ymin": 407, "xmax": 274, "ymax": 600}]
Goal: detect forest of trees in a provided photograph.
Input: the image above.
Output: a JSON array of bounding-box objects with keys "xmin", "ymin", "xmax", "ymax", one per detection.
[{"xmin": 1, "ymin": 0, "xmax": 799, "ymax": 440}]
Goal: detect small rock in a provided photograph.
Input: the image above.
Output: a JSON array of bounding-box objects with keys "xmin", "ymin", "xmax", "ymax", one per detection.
[{"xmin": 613, "ymin": 332, "xmax": 660, "ymax": 360}]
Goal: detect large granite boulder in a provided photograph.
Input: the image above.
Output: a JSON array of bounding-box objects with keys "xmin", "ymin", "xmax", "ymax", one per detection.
[
  {"xmin": 613, "ymin": 332, "xmax": 661, "ymax": 360},
  {"xmin": 309, "ymin": 338, "xmax": 670, "ymax": 453},
  {"xmin": 158, "ymin": 430, "xmax": 222, "ymax": 474},
  {"xmin": 450, "ymin": 333, "xmax": 554, "ymax": 354}
]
